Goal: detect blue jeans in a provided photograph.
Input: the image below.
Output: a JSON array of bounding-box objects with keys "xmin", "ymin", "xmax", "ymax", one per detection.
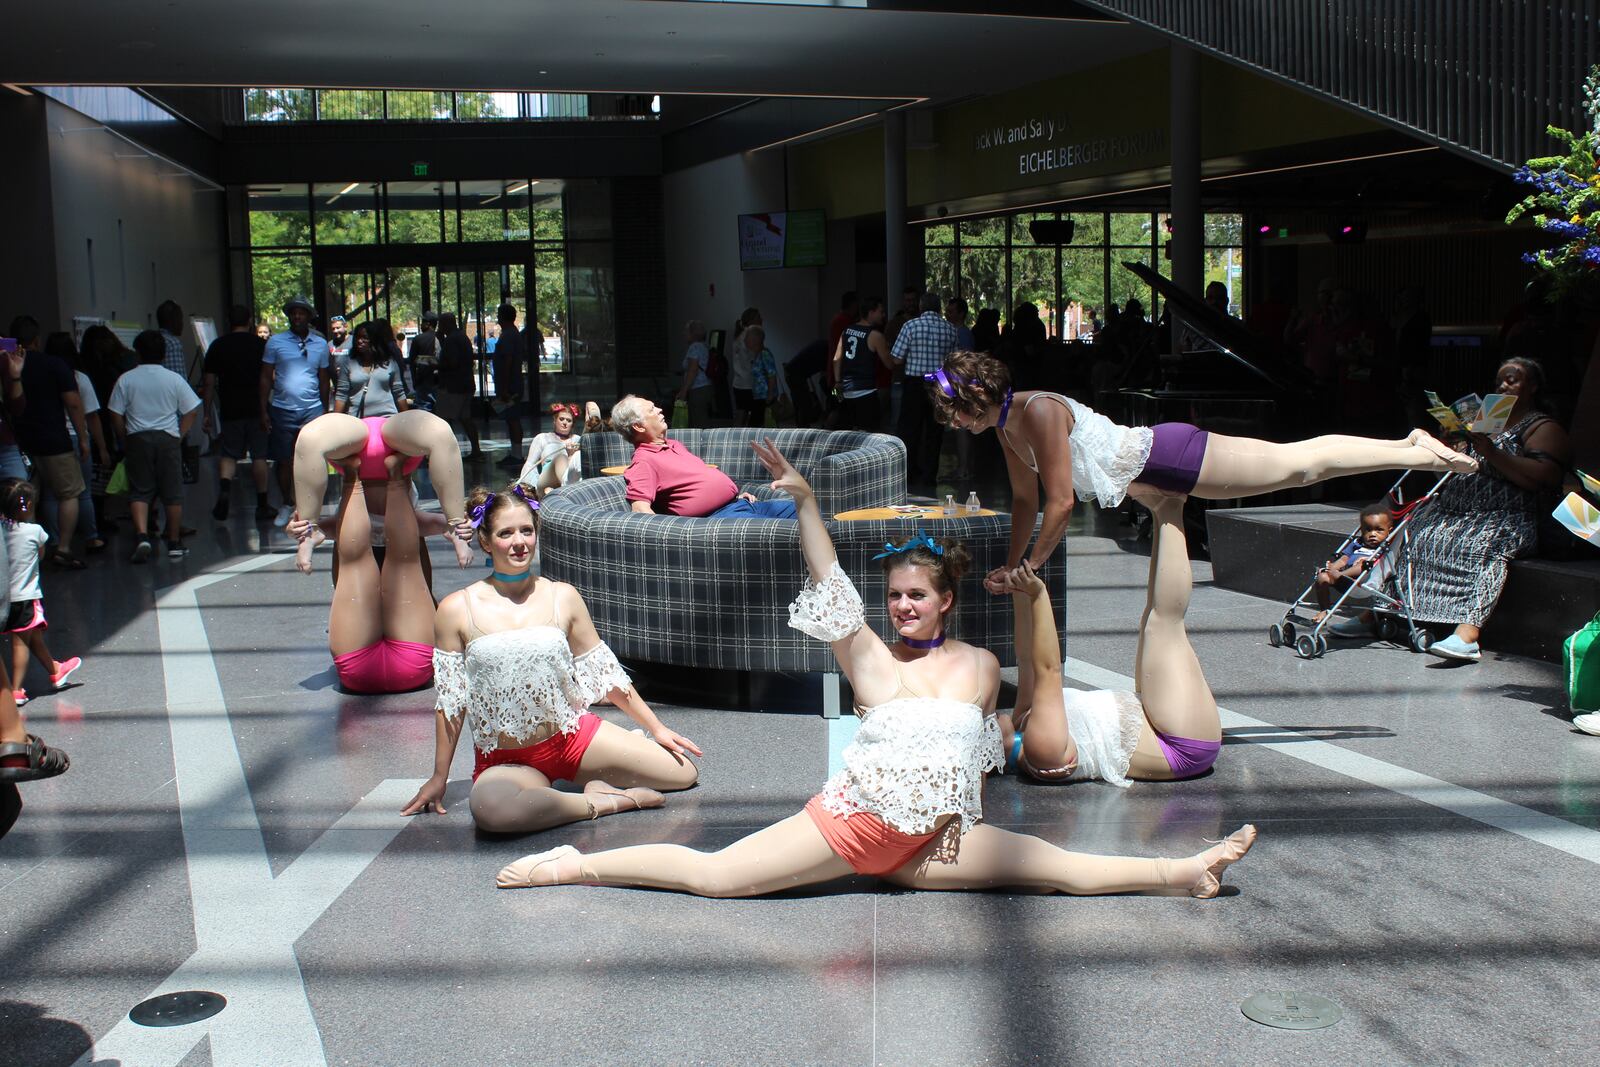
[
  {"xmin": 709, "ymin": 497, "xmax": 798, "ymax": 519},
  {"xmin": 0, "ymin": 444, "xmax": 27, "ymax": 481}
]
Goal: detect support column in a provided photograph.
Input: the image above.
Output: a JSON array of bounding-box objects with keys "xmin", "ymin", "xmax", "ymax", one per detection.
[
  {"xmin": 1169, "ymin": 44, "xmax": 1202, "ymax": 344},
  {"xmin": 883, "ymin": 110, "xmax": 907, "ymax": 304}
]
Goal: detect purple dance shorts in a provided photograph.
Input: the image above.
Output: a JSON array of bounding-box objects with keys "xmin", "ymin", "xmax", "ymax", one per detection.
[{"xmin": 1138, "ymin": 422, "xmax": 1210, "ymax": 494}]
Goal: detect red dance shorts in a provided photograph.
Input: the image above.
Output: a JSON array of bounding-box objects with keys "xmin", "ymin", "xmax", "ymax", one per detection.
[
  {"xmin": 473, "ymin": 712, "xmax": 603, "ymax": 783},
  {"xmin": 804, "ymin": 795, "xmax": 938, "ymax": 877},
  {"xmin": 333, "ymin": 637, "xmax": 433, "ymax": 694}
]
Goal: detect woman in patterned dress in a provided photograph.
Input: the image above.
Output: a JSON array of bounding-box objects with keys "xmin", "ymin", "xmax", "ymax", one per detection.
[{"xmin": 1400, "ymin": 358, "xmax": 1570, "ymax": 662}]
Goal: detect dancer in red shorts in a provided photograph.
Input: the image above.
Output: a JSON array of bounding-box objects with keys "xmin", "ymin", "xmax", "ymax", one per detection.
[
  {"xmin": 401, "ymin": 483, "xmax": 700, "ymax": 832},
  {"xmin": 496, "ymin": 441, "xmax": 1255, "ymax": 898}
]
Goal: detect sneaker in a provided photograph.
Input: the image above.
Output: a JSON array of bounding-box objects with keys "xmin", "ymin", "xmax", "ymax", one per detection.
[
  {"xmin": 255, "ymin": 502, "xmax": 277, "ymax": 522},
  {"xmin": 13, "ymin": 689, "xmax": 26, "ymax": 707},
  {"xmin": 1328, "ymin": 616, "xmax": 1375, "ymax": 638},
  {"xmin": 211, "ymin": 496, "xmax": 230, "ymax": 521},
  {"xmin": 1574, "ymin": 713, "xmax": 1600, "ymax": 737},
  {"xmin": 274, "ymin": 505, "xmax": 293, "ymax": 527},
  {"xmin": 50, "ymin": 656, "xmax": 81, "ymax": 689},
  {"xmin": 131, "ymin": 539, "xmax": 154, "ymax": 564},
  {"xmin": 496, "ymin": 454, "xmax": 524, "ymax": 470},
  {"xmin": 1427, "ymin": 634, "xmax": 1481, "ymax": 662},
  {"xmin": 166, "ymin": 540, "xmax": 189, "ymax": 559}
]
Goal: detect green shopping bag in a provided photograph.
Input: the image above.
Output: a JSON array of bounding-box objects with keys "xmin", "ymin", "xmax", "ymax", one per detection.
[
  {"xmin": 1565, "ymin": 610, "xmax": 1600, "ymax": 712},
  {"xmin": 670, "ymin": 400, "xmax": 689, "ymax": 429},
  {"xmin": 105, "ymin": 460, "xmax": 130, "ymax": 497}
]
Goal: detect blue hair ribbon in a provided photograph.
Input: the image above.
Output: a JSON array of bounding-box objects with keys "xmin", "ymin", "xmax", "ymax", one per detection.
[{"xmin": 872, "ymin": 529, "xmax": 944, "ymax": 561}]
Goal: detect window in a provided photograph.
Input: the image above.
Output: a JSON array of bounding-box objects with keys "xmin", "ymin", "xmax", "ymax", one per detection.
[
  {"xmin": 241, "ymin": 89, "xmax": 647, "ymax": 123},
  {"xmin": 920, "ymin": 209, "xmax": 1246, "ymax": 343}
]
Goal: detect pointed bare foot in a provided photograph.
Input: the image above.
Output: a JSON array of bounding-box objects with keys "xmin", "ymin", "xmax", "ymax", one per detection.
[
  {"xmin": 293, "ymin": 525, "xmax": 327, "ymax": 574},
  {"xmin": 1411, "ymin": 432, "xmax": 1478, "ymax": 474},
  {"xmin": 582, "ymin": 779, "xmax": 665, "ymax": 818},
  {"xmin": 1188, "ymin": 823, "xmax": 1258, "ymax": 899},
  {"xmin": 496, "ymin": 845, "xmax": 582, "ymax": 888}
]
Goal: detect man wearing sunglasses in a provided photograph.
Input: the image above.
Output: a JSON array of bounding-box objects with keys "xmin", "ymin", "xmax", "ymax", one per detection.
[{"xmin": 260, "ymin": 295, "xmax": 332, "ymax": 526}]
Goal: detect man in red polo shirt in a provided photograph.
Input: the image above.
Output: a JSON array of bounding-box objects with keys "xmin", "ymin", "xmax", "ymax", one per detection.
[{"xmin": 611, "ymin": 395, "xmax": 797, "ymax": 518}]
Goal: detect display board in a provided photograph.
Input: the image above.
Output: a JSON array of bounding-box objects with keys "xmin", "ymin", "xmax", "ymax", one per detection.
[{"xmin": 737, "ymin": 210, "xmax": 827, "ymax": 270}]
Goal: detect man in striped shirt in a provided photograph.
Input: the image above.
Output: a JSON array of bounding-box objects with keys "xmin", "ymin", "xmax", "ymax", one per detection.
[{"xmin": 891, "ymin": 291, "xmax": 958, "ymax": 497}]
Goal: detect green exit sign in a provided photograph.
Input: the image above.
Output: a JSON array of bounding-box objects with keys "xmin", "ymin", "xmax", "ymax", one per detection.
[{"xmin": 411, "ymin": 161, "xmax": 429, "ymax": 177}]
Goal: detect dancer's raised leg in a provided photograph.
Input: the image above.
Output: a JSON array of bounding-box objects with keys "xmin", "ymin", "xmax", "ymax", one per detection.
[
  {"xmin": 378, "ymin": 410, "xmax": 468, "ymax": 531},
  {"xmin": 376, "ymin": 456, "xmax": 436, "ymax": 647},
  {"xmin": 496, "ymin": 811, "xmax": 855, "ymax": 894},
  {"xmin": 1126, "ymin": 494, "xmax": 1220, "ymax": 781},
  {"xmin": 469, "ymin": 763, "xmax": 663, "ymax": 835},
  {"xmin": 328, "ymin": 474, "xmax": 382, "ymax": 658},
  {"xmin": 1190, "ymin": 430, "xmax": 1475, "ymax": 499},
  {"xmin": 882, "ymin": 822, "xmax": 1256, "ymax": 899},
  {"xmin": 290, "ymin": 412, "xmax": 368, "ymax": 571}
]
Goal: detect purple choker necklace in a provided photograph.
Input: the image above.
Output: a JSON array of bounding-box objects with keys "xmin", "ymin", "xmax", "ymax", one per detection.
[
  {"xmin": 901, "ymin": 633, "xmax": 946, "ymax": 650},
  {"xmin": 995, "ymin": 388, "xmax": 1015, "ymax": 429}
]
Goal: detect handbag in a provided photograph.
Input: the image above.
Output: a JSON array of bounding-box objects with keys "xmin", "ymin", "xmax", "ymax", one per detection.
[
  {"xmin": 105, "ymin": 460, "xmax": 130, "ymax": 497},
  {"xmin": 1565, "ymin": 609, "xmax": 1600, "ymax": 713}
]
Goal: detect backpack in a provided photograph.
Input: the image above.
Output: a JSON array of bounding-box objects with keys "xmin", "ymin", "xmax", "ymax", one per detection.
[{"xmin": 1565, "ymin": 610, "xmax": 1600, "ymax": 712}]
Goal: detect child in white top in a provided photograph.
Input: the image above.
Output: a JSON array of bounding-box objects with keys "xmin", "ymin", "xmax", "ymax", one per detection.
[{"xmin": 1, "ymin": 480, "xmax": 82, "ymax": 706}]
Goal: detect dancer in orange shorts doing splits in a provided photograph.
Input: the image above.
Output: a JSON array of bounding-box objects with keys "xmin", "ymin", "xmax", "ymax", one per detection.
[{"xmin": 497, "ymin": 439, "xmax": 1256, "ymax": 899}]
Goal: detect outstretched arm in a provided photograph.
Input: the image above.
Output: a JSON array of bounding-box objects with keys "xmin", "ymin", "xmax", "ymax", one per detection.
[
  {"xmin": 751, "ymin": 438, "xmax": 897, "ymax": 704},
  {"xmin": 562, "ymin": 584, "xmax": 701, "ymax": 759},
  {"xmin": 402, "ymin": 596, "xmax": 470, "ymax": 815}
]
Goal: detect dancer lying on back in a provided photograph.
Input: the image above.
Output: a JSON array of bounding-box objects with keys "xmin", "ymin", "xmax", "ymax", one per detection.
[
  {"xmin": 928, "ymin": 350, "xmax": 1476, "ymax": 593},
  {"xmin": 496, "ymin": 439, "xmax": 1255, "ymax": 898},
  {"xmin": 1002, "ymin": 485, "xmax": 1221, "ymax": 784},
  {"xmin": 401, "ymin": 483, "xmax": 700, "ymax": 832}
]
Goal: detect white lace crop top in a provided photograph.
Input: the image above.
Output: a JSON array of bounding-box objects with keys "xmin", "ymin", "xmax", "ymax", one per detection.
[
  {"xmin": 1060, "ymin": 687, "xmax": 1146, "ymax": 788},
  {"xmin": 1004, "ymin": 393, "xmax": 1154, "ymax": 508},
  {"xmin": 789, "ymin": 562, "xmax": 1003, "ymax": 836},
  {"xmin": 432, "ymin": 629, "xmax": 631, "ymax": 754}
]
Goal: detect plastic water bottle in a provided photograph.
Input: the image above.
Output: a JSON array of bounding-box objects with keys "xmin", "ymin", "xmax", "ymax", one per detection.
[
  {"xmin": 944, "ymin": 494, "xmax": 957, "ymax": 516},
  {"xmin": 965, "ymin": 492, "xmax": 981, "ymax": 514}
]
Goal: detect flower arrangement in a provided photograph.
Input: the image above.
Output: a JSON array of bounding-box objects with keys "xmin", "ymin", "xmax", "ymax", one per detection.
[{"xmin": 1507, "ymin": 65, "xmax": 1600, "ymax": 301}]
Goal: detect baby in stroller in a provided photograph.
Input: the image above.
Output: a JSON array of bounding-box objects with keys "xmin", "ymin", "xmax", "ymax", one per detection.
[{"xmin": 1317, "ymin": 502, "xmax": 1395, "ymax": 635}]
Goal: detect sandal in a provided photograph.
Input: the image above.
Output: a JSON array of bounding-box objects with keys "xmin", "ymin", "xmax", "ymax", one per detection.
[
  {"xmin": 0, "ymin": 734, "xmax": 71, "ymax": 783},
  {"xmin": 85, "ymin": 539, "xmax": 107, "ymax": 554},
  {"xmin": 48, "ymin": 551, "xmax": 86, "ymax": 570}
]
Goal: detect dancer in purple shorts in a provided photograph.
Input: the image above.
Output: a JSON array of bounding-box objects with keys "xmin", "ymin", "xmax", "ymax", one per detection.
[
  {"xmin": 1000, "ymin": 487, "xmax": 1221, "ymax": 783},
  {"xmin": 927, "ymin": 350, "xmax": 1477, "ymax": 595}
]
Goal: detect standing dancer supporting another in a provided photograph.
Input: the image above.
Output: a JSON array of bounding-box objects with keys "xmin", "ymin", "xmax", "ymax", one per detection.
[
  {"xmin": 496, "ymin": 440, "xmax": 1255, "ymax": 898},
  {"xmin": 287, "ymin": 409, "xmax": 470, "ymax": 573},
  {"xmin": 1003, "ymin": 487, "xmax": 1220, "ymax": 784},
  {"xmin": 926, "ymin": 351, "xmax": 1477, "ymax": 591},
  {"xmin": 401, "ymin": 484, "xmax": 700, "ymax": 831}
]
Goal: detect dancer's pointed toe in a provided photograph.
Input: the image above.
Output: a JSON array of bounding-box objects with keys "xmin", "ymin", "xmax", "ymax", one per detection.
[
  {"xmin": 496, "ymin": 845, "xmax": 580, "ymax": 889},
  {"xmin": 1190, "ymin": 823, "xmax": 1257, "ymax": 899}
]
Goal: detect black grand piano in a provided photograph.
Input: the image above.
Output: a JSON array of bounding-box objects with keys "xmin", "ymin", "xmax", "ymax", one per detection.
[{"xmin": 1102, "ymin": 261, "xmax": 1316, "ymax": 442}]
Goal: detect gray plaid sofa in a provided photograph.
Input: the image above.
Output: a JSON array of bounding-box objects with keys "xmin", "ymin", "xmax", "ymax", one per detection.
[{"xmin": 545, "ymin": 427, "xmax": 1067, "ymax": 715}]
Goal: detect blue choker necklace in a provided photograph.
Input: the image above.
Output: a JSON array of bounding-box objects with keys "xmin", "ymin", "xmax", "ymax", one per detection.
[
  {"xmin": 901, "ymin": 634, "xmax": 946, "ymax": 650},
  {"xmin": 490, "ymin": 570, "xmax": 532, "ymax": 584}
]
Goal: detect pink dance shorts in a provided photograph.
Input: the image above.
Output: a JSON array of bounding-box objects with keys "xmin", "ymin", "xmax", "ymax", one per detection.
[
  {"xmin": 333, "ymin": 637, "xmax": 434, "ymax": 694},
  {"xmin": 356, "ymin": 416, "xmax": 425, "ymax": 482},
  {"xmin": 804, "ymin": 795, "xmax": 938, "ymax": 876},
  {"xmin": 472, "ymin": 712, "xmax": 603, "ymax": 783}
]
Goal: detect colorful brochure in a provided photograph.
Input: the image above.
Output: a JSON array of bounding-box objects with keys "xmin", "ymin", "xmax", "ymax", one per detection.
[
  {"xmin": 1467, "ymin": 393, "xmax": 1515, "ymax": 434},
  {"xmin": 1554, "ymin": 492, "xmax": 1600, "ymax": 546},
  {"xmin": 1575, "ymin": 468, "xmax": 1600, "ymax": 499}
]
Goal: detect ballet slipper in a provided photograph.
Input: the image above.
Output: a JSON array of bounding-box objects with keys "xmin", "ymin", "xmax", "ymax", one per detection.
[
  {"xmin": 294, "ymin": 525, "xmax": 327, "ymax": 574},
  {"xmin": 582, "ymin": 779, "xmax": 665, "ymax": 818},
  {"xmin": 1186, "ymin": 823, "xmax": 1258, "ymax": 899},
  {"xmin": 496, "ymin": 844, "xmax": 581, "ymax": 889},
  {"xmin": 1411, "ymin": 432, "xmax": 1479, "ymax": 474}
]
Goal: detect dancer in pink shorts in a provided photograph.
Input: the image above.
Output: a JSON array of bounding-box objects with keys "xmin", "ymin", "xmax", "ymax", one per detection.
[
  {"xmin": 928, "ymin": 350, "xmax": 1477, "ymax": 595},
  {"xmin": 286, "ymin": 410, "xmax": 469, "ymax": 693}
]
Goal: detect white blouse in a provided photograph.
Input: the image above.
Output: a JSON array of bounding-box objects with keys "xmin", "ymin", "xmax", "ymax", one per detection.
[
  {"xmin": 789, "ymin": 563, "xmax": 1003, "ymax": 836},
  {"xmin": 1005, "ymin": 393, "xmax": 1153, "ymax": 508},
  {"xmin": 1060, "ymin": 687, "xmax": 1146, "ymax": 788},
  {"xmin": 432, "ymin": 628, "xmax": 630, "ymax": 754}
]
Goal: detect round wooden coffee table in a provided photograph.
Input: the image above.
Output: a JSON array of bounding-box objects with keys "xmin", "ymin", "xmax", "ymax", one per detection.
[{"xmin": 834, "ymin": 504, "xmax": 998, "ymax": 521}]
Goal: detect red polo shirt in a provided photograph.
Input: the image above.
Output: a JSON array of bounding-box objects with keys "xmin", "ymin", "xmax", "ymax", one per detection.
[{"xmin": 625, "ymin": 437, "xmax": 739, "ymax": 516}]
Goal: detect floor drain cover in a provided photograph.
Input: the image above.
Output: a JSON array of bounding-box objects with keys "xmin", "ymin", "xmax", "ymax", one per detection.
[
  {"xmin": 1241, "ymin": 991, "xmax": 1342, "ymax": 1030},
  {"xmin": 129, "ymin": 991, "xmax": 227, "ymax": 1027}
]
